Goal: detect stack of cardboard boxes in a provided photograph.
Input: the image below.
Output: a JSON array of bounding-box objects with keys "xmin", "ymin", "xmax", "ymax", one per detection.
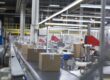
[
  {"xmin": 15, "ymin": 42, "xmax": 22, "ymax": 50},
  {"xmin": 20, "ymin": 44, "xmax": 34, "ymax": 60},
  {"xmin": 27, "ymin": 49, "xmax": 46, "ymax": 62},
  {"xmin": 15, "ymin": 43, "xmax": 61, "ymax": 72},
  {"xmin": 20, "ymin": 44, "xmax": 46, "ymax": 62}
]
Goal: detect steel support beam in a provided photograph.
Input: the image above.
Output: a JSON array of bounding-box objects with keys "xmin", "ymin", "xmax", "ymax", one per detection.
[
  {"xmin": 99, "ymin": 0, "xmax": 106, "ymax": 80},
  {"xmin": 80, "ymin": 4, "xmax": 110, "ymax": 10},
  {"xmin": 20, "ymin": 0, "xmax": 26, "ymax": 41},
  {"xmin": 30, "ymin": 0, "xmax": 39, "ymax": 44},
  {"xmin": 79, "ymin": 7, "xmax": 83, "ymax": 38}
]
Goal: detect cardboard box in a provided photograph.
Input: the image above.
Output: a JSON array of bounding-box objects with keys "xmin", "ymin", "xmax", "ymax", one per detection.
[
  {"xmin": 21, "ymin": 44, "xmax": 28, "ymax": 54},
  {"xmin": 74, "ymin": 44, "xmax": 81, "ymax": 53},
  {"xmin": 73, "ymin": 44, "xmax": 85, "ymax": 58},
  {"xmin": 27, "ymin": 49, "xmax": 46, "ymax": 62},
  {"xmin": 20, "ymin": 44, "xmax": 34, "ymax": 60},
  {"xmin": 39, "ymin": 53, "xmax": 61, "ymax": 71},
  {"xmin": 15, "ymin": 43, "xmax": 22, "ymax": 50},
  {"xmin": 22, "ymin": 54, "xmax": 28, "ymax": 60}
]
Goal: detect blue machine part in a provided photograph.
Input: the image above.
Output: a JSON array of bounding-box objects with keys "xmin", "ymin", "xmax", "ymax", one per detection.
[
  {"xmin": 63, "ymin": 54, "xmax": 71, "ymax": 60},
  {"xmin": 0, "ymin": 36, "xmax": 3, "ymax": 45},
  {"xmin": 0, "ymin": 20, "xmax": 3, "ymax": 45}
]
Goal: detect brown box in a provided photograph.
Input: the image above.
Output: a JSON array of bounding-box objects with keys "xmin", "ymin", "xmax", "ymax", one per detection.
[
  {"xmin": 20, "ymin": 44, "xmax": 34, "ymax": 60},
  {"xmin": 73, "ymin": 44, "xmax": 85, "ymax": 58},
  {"xmin": 15, "ymin": 43, "xmax": 22, "ymax": 50},
  {"xmin": 39, "ymin": 53, "xmax": 61, "ymax": 71},
  {"xmin": 27, "ymin": 49, "xmax": 46, "ymax": 62},
  {"xmin": 74, "ymin": 44, "xmax": 81, "ymax": 53},
  {"xmin": 22, "ymin": 54, "xmax": 28, "ymax": 60},
  {"xmin": 20, "ymin": 44, "xmax": 46, "ymax": 61},
  {"xmin": 21, "ymin": 44, "xmax": 28, "ymax": 54}
]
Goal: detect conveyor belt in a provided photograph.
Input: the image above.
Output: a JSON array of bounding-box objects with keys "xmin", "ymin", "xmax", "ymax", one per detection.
[
  {"xmin": 10, "ymin": 46, "xmax": 24, "ymax": 76},
  {"xmin": 14, "ymin": 44, "xmax": 110, "ymax": 80},
  {"xmin": 28, "ymin": 61, "xmax": 80, "ymax": 80},
  {"xmin": 14, "ymin": 45, "xmax": 80, "ymax": 80}
]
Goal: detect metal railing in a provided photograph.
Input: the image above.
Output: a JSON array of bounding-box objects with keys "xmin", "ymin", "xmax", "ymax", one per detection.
[{"xmin": 13, "ymin": 44, "xmax": 41, "ymax": 80}]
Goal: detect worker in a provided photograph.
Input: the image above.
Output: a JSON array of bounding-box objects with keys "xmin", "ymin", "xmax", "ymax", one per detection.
[
  {"xmin": 90, "ymin": 48, "xmax": 99, "ymax": 62},
  {"xmin": 80, "ymin": 39, "xmax": 84, "ymax": 44},
  {"xmin": 80, "ymin": 39, "xmax": 85, "ymax": 59},
  {"xmin": 4, "ymin": 32, "xmax": 12, "ymax": 47},
  {"xmin": 67, "ymin": 57, "xmax": 75, "ymax": 70},
  {"xmin": 62, "ymin": 50, "xmax": 72, "ymax": 70}
]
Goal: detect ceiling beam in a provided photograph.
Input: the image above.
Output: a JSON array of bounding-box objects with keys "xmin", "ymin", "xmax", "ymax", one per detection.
[
  {"xmin": 61, "ymin": 14, "xmax": 110, "ymax": 19},
  {"xmin": 52, "ymin": 18, "xmax": 101, "ymax": 24},
  {"xmin": 80, "ymin": 4, "xmax": 110, "ymax": 9},
  {"xmin": 45, "ymin": 22, "xmax": 87, "ymax": 27},
  {"xmin": 39, "ymin": 0, "xmax": 83, "ymax": 25}
]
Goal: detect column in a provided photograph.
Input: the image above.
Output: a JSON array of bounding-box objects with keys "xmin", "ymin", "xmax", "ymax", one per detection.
[
  {"xmin": 99, "ymin": 0, "xmax": 106, "ymax": 80},
  {"xmin": 79, "ymin": 8, "xmax": 83, "ymax": 39},
  {"xmin": 30, "ymin": 0, "xmax": 39, "ymax": 44},
  {"xmin": 20, "ymin": 0, "xmax": 26, "ymax": 41}
]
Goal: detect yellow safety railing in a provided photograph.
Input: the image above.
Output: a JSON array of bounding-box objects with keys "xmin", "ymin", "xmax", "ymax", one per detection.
[{"xmin": 4, "ymin": 23, "xmax": 30, "ymax": 35}]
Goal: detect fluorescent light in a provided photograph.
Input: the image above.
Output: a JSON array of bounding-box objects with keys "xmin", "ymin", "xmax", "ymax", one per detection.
[
  {"xmin": 62, "ymin": 14, "xmax": 110, "ymax": 19},
  {"xmin": 40, "ymin": 26, "xmax": 80, "ymax": 30},
  {"xmin": 80, "ymin": 4, "xmax": 110, "ymax": 10},
  {"xmin": 53, "ymin": 18, "xmax": 101, "ymax": 23},
  {"xmin": 39, "ymin": 0, "xmax": 83, "ymax": 25},
  {"xmin": 50, "ymin": 27, "xmax": 80, "ymax": 30},
  {"xmin": 41, "ymin": 9, "xmax": 54, "ymax": 12},
  {"xmin": 45, "ymin": 22, "xmax": 87, "ymax": 27},
  {"xmin": 49, "ymin": 4, "xmax": 60, "ymax": 7},
  {"xmin": 68, "ymin": 28, "xmax": 100, "ymax": 31},
  {"xmin": 0, "ymin": 8, "xmax": 6, "ymax": 10},
  {"xmin": 0, "ymin": 2, "xmax": 5, "ymax": 4},
  {"xmin": 49, "ymin": 26, "xmax": 79, "ymax": 29}
]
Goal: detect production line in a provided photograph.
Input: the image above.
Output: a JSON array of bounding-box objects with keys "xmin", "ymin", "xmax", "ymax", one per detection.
[{"xmin": 0, "ymin": 0, "xmax": 110, "ymax": 80}]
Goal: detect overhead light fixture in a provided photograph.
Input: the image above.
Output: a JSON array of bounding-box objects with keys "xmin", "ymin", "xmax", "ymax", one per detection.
[
  {"xmin": 80, "ymin": 4, "xmax": 110, "ymax": 10},
  {"xmin": 39, "ymin": 0, "xmax": 83, "ymax": 25},
  {"xmin": 52, "ymin": 18, "xmax": 101, "ymax": 24},
  {"xmin": 41, "ymin": 9, "xmax": 54, "ymax": 12},
  {"xmin": 68, "ymin": 28, "xmax": 100, "ymax": 31},
  {"xmin": 0, "ymin": 2, "xmax": 5, "ymax": 4},
  {"xmin": 62, "ymin": 14, "xmax": 110, "ymax": 19},
  {"xmin": 49, "ymin": 27, "xmax": 80, "ymax": 30},
  {"xmin": 45, "ymin": 22, "xmax": 87, "ymax": 27},
  {"xmin": 49, "ymin": 26, "xmax": 79, "ymax": 29},
  {"xmin": 48, "ymin": 27, "xmax": 68, "ymax": 30},
  {"xmin": 0, "ymin": 8, "xmax": 6, "ymax": 10},
  {"xmin": 49, "ymin": 4, "xmax": 60, "ymax": 7}
]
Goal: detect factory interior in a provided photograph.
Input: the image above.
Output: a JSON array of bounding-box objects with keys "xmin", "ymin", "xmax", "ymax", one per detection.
[{"xmin": 0, "ymin": 0, "xmax": 110, "ymax": 80}]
